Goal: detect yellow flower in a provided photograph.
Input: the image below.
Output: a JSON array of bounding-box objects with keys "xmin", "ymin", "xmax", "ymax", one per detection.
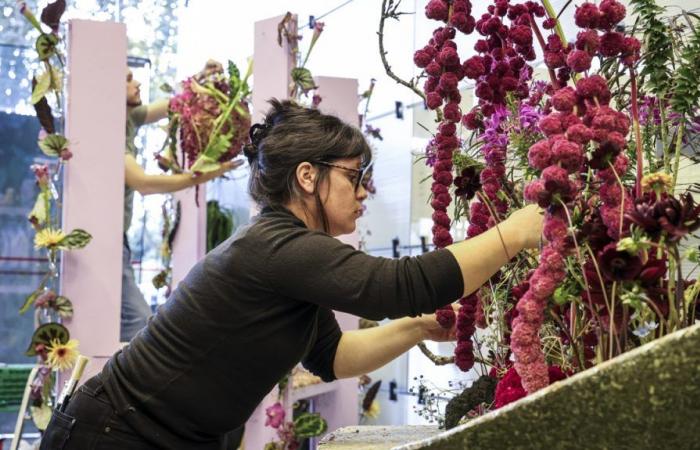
[
  {"xmin": 364, "ymin": 400, "xmax": 381, "ymax": 419},
  {"xmin": 34, "ymin": 228, "xmax": 66, "ymax": 249},
  {"xmin": 641, "ymin": 172, "xmax": 673, "ymax": 194},
  {"xmin": 46, "ymin": 339, "xmax": 79, "ymax": 371}
]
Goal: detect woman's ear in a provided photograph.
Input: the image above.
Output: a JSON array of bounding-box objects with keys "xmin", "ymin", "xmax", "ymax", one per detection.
[{"xmin": 295, "ymin": 162, "xmax": 317, "ymax": 195}]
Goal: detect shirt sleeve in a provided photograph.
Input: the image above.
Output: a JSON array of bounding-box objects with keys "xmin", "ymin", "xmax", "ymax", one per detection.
[
  {"xmin": 129, "ymin": 105, "xmax": 148, "ymax": 127},
  {"xmin": 266, "ymin": 227, "xmax": 464, "ymax": 320},
  {"xmin": 301, "ymin": 307, "xmax": 342, "ymax": 382}
]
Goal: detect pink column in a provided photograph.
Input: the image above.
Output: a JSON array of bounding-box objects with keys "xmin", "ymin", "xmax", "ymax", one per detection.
[
  {"xmin": 61, "ymin": 19, "xmax": 127, "ymax": 381},
  {"xmin": 244, "ymin": 14, "xmax": 296, "ymax": 450},
  {"xmin": 170, "ymin": 186, "xmax": 206, "ymax": 287},
  {"xmin": 313, "ymin": 76, "xmax": 361, "ymax": 433}
]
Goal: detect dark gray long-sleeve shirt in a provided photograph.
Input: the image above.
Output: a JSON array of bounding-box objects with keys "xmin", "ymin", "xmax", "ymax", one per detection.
[{"xmin": 100, "ymin": 206, "xmax": 463, "ymax": 448}]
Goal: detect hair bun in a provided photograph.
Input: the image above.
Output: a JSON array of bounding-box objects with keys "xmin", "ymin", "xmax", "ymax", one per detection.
[
  {"xmin": 244, "ymin": 123, "xmax": 270, "ymax": 164},
  {"xmin": 242, "ymin": 143, "xmax": 258, "ymax": 164}
]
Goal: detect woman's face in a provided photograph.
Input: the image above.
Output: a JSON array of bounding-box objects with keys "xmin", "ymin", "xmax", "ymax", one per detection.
[{"xmin": 319, "ymin": 157, "xmax": 368, "ymax": 236}]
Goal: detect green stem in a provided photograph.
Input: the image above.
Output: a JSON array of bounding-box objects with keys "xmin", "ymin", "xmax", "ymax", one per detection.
[
  {"xmin": 630, "ymin": 68, "xmax": 644, "ymax": 197},
  {"xmin": 659, "ymin": 100, "xmax": 670, "ymax": 172},
  {"xmin": 671, "ymin": 121, "xmax": 685, "ymax": 190}
]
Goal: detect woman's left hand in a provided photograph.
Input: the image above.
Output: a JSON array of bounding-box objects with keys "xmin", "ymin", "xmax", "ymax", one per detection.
[{"xmin": 416, "ymin": 303, "xmax": 459, "ymax": 342}]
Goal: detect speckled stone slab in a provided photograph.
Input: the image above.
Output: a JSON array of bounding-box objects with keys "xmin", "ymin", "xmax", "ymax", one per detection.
[
  {"xmin": 319, "ymin": 426, "xmax": 439, "ymax": 449},
  {"xmin": 322, "ymin": 323, "xmax": 700, "ymax": 450}
]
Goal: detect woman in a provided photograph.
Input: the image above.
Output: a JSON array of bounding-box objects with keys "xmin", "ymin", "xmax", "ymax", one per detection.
[{"xmin": 41, "ymin": 100, "xmax": 543, "ymax": 449}]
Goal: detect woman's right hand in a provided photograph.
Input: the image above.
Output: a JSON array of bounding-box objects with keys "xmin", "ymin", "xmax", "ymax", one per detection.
[{"xmin": 506, "ymin": 204, "xmax": 545, "ymax": 249}]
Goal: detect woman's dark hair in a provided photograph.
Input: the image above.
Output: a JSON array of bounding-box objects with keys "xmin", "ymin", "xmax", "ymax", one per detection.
[{"xmin": 242, "ymin": 99, "xmax": 372, "ymax": 232}]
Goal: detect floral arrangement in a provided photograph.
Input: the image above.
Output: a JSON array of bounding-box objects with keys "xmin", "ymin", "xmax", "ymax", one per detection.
[
  {"xmin": 382, "ymin": 0, "xmax": 700, "ymax": 426},
  {"xmin": 17, "ymin": 0, "xmax": 92, "ymax": 431},
  {"xmin": 263, "ymin": 401, "xmax": 328, "ymax": 450},
  {"xmin": 157, "ymin": 60, "xmax": 252, "ymax": 175},
  {"xmin": 278, "ymin": 13, "xmax": 325, "ymax": 101}
]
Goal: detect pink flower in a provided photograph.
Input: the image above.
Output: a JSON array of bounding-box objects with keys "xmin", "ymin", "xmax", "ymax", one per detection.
[
  {"xmin": 538, "ymin": 114, "xmax": 564, "ymax": 137},
  {"xmin": 439, "ymin": 122, "xmax": 456, "ymax": 136},
  {"xmin": 529, "ymin": 273, "xmax": 557, "ymax": 300},
  {"xmin": 551, "ymin": 87, "xmax": 577, "ymax": 113},
  {"xmin": 432, "ymin": 210, "xmax": 451, "ymax": 227},
  {"xmin": 543, "ymin": 215, "xmax": 568, "ymax": 243},
  {"xmin": 265, "ymin": 402, "xmax": 285, "ymax": 429},
  {"xmin": 527, "ymin": 140, "xmax": 553, "ymax": 170},
  {"xmin": 567, "ymin": 50, "xmax": 592, "ymax": 73},
  {"xmin": 566, "ymin": 124, "xmax": 593, "ymax": 145},
  {"xmin": 436, "ymin": 306, "xmax": 456, "ymax": 328}
]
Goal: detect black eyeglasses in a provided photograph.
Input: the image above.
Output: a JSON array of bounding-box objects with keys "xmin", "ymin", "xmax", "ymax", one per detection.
[{"xmin": 314, "ymin": 160, "xmax": 374, "ymax": 192}]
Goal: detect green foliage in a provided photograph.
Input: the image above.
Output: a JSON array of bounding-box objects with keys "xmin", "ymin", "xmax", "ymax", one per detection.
[
  {"xmin": 19, "ymin": 289, "xmax": 43, "ymax": 315},
  {"xmin": 670, "ymin": 25, "xmax": 700, "ymax": 117},
  {"xmin": 59, "ymin": 229, "xmax": 92, "ymax": 250},
  {"xmin": 25, "ymin": 323, "xmax": 69, "ymax": 356},
  {"xmin": 38, "ymin": 133, "xmax": 68, "ymax": 157},
  {"xmin": 206, "ymin": 201, "xmax": 235, "ymax": 252},
  {"xmin": 290, "ymin": 67, "xmax": 317, "ymax": 96},
  {"xmin": 35, "ymin": 33, "xmax": 59, "ymax": 61},
  {"xmin": 293, "ymin": 412, "xmax": 327, "ymax": 439},
  {"xmin": 630, "ymin": 0, "xmax": 674, "ymax": 96}
]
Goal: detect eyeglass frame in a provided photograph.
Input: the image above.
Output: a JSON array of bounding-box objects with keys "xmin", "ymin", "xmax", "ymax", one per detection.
[{"xmin": 312, "ymin": 160, "xmax": 374, "ymax": 192}]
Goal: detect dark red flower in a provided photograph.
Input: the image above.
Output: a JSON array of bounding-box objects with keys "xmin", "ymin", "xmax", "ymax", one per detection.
[
  {"xmin": 510, "ymin": 25, "xmax": 532, "ymax": 46},
  {"xmin": 600, "ymin": 31, "xmax": 625, "ymax": 57},
  {"xmin": 639, "ymin": 257, "xmax": 667, "ymax": 286},
  {"xmin": 439, "ymin": 72, "xmax": 459, "ymax": 91},
  {"xmin": 566, "ymin": 124, "xmax": 593, "ymax": 145},
  {"xmin": 426, "ymin": 92, "xmax": 442, "ymax": 110},
  {"xmin": 493, "ymin": 365, "xmax": 567, "ymax": 409},
  {"xmin": 462, "ymin": 110, "xmax": 483, "ymax": 130},
  {"xmin": 414, "ymin": 49, "xmax": 433, "ymax": 68},
  {"xmin": 574, "ymin": 2, "xmax": 600, "ymax": 29},
  {"xmin": 543, "ymin": 18, "xmax": 557, "ymax": 29},
  {"xmin": 598, "ymin": 0, "xmax": 626, "ymax": 30},
  {"xmin": 425, "ymin": 0, "xmax": 449, "ymax": 21},
  {"xmin": 551, "ymin": 87, "xmax": 577, "ymax": 113},
  {"xmin": 598, "ymin": 243, "xmax": 643, "ymax": 281},
  {"xmin": 539, "ymin": 114, "xmax": 564, "ymax": 136},
  {"xmin": 438, "ymin": 46, "xmax": 460, "ymax": 66},
  {"xmin": 576, "ymin": 29, "xmax": 600, "ymax": 54},
  {"xmin": 444, "ymin": 103, "xmax": 462, "ymax": 123},
  {"xmin": 567, "ymin": 50, "xmax": 592, "ymax": 73},
  {"xmin": 454, "ymin": 166, "xmax": 482, "ymax": 200}
]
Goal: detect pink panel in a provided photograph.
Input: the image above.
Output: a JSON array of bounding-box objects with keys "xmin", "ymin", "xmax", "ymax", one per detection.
[
  {"xmin": 251, "ymin": 15, "xmax": 295, "ymax": 123},
  {"xmin": 244, "ymin": 14, "xmax": 296, "ymax": 450},
  {"xmin": 314, "ymin": 76, "xmax": 361, "ymax": 432},
  {"xmin": 171, "ymin": 185, "xmax": 206, "ymax": 287},
  {"xmin": 61, "ymin": 19, "xmax": 126, "ymax": 360}
]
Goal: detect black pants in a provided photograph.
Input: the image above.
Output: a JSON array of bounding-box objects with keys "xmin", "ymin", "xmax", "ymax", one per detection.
[
  {"xmin": 40, "ymin": 377, "xmax": 155, "ymax": 449},
  {"xmin": 40, "ymin": 377, "xmax": 245, "ymax": 450}
]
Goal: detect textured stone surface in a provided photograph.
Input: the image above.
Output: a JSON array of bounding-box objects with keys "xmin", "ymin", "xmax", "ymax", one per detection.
[
  {"xmin": 321, "ymin": 323, "xmax": 700, "ymax": 450},
  {"xmin": 319, "ymin": 426, "xmax": 439, "ymax": 449}
]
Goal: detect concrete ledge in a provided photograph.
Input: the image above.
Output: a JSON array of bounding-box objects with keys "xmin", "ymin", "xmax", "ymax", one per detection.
[{"xmin": 321, "ymin": 323, "xmax": 700, "ymax": 449}]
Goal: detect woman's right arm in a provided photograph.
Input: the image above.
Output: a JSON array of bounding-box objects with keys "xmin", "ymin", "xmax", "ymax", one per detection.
[{"xmin": 447, "ymin": 204, "xmax": 543, "ymax": 297}]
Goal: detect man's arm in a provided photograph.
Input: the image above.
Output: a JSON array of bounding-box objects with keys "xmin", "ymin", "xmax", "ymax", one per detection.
[
  {"xmin": 124, "ymin": 154, "xmax": 242, "ymax": 196},
  {"xmin": 142, "ymin": 98, "xmax": 169, "ymax": 124},
  {"xmin": 332, "ymin": 308, "xmax": 456, "ymax": 379}
]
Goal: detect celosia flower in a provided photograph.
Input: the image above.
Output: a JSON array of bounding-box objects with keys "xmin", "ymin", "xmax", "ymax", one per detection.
[
  {"xmin": 598, "ymin": 0, "xmax": 626, "ymax": 30},
  {"xmin": 425, "ymin": 0, "xmax": 449, "ymax": 21},
  {"xmin": 551, "ymin": 87, "xmax": 577, "ymax": 113},
  {"xmin": 600, "ymin": 31, "xmax": 625, "ymax": 57},
  {"xmin": 46, "ymin": 339, "xmax": 79, "ymax": 371},
  {"xmin": 576, "ymin": 29, "xmax": 600, "ymax": 54},
  {"xmin": 574, "ymin": 2, "xmax": 600, "ymax": 29},
  {"xmin": 567, "ymin": 50, "xmax": 592, "ymax": 72}
]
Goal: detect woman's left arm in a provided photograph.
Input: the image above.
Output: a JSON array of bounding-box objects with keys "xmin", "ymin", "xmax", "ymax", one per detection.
[{"xmin": 332, "ymin": 307, "xmax": 457, "ymax": 379}]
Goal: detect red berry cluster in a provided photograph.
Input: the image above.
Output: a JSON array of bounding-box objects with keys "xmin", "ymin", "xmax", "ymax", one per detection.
[
  {"xmin": 416, "ymin": 0, "xmax": 477, "ymax": 352},
  {"xmin": 573, "ymin": 0, "xmax": 640, "ymax": 67}
]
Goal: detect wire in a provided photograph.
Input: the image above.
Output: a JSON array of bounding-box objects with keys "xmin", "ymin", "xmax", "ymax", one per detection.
[{"xmin": 308, "ymin": 0, "xmax": 356, "ymax": 27}]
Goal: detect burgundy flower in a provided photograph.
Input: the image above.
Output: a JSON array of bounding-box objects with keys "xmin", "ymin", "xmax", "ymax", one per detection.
[
  {"xmin": 639, "ymin": 257, "xmax": 667, "ymax": 286},
  {"xmin": 462, "ymin": 110, "xmax": 483, "ymax": 130},
  {"xmin": 454, "ymin": 166, "xmax": 482, "ymax": 200},
  {"xmin": 598, "ymin": 0, "xmax": 626, "ymax": 30},
  {"xmin": 567, "ymin": 50, "xmax": 592, "ymax": 73},
  {"xmin": 600, "ymin": 31, "xmax": 625, "ymax": 57},
  {"xmin": 439, "ymin": 72, "xmax": 459, "ymax": 91},
  {"xmin": 551, "ymin": 87, "xmax": 577, "ymax": 113},
  {"xmin": 509, "ymin": 25, "xmax": 532, "ymax": 47},
  {"xmin": 598, "ymin": 243, "xmax": 643, "ymax": 281},
  {"xmin": 426, "ymin": 92, "xmax": 443, "ymax": 110},
  {"xmin": 566, "ymin": 124, "xmax": 593, "ymax": 145},
  {"xmin": 539, "ymin": 114, "xmax": 564, "ymax": 136},
  {"xmin": 438, "ymin": 46, "xmax": 460, "ymax": 66},
  {"xmin": 543, "ymin": 18, "xmax": 557, "ymax": 30},
  {"xmin": 426, "ymin": 61, "xmax": 442, "ymax": 77},
  {"xmin": 265, "ymin": 402, "xmax": 285, "ymax": 429},
  {"xmin": 576, "ymin": 29, "xmax": 600, "ymax": 54},
  {"xmin": 576, "ymin": 75, "xmax": 610, "ymax": 101},
  {"xmin": 414, "ymin": 49, "xmax": 433, "ymax": 68},
  {"xmin": 425, "ymin": 0, "xmax": 449, "ymax": 21},
  {"xmin": 444, "ymin": 102, "xmax": 462, "ymax": 123},
  {"xmin": 574, "ymin": 2, "xmax": 600, "ymax": 29}
]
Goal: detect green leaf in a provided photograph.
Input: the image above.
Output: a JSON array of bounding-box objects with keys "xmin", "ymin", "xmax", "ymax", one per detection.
[
  {"xmin": 32, "ymin": 72, "xmax": 51, "ymax": 104},
  {"xmin": 38, "ymin": 133, "xmax": 68, "ymax": 157},
  {"xmin": 28, "ymin": 190, "xmax": 50, "ymax": 228},
  {"xmin": 190, "ymin": 155, "xmax": 221, "ymax": 174},
  {"xmin": 30, "ymin": 404, "xmax": 53, "ymax": 431},
  {"xmin": 54, "ymin": 296, "xmax": 73, "ymax": 318},
  {"xmin": 58, "ymin": 228, "xmax": 92, "ymax": 250},
  {"xmin": 160, "ymin": 82, "xmax": 174, "ymax": 93},
  {"xmin": 25, "ymin": 323, "xmax": 69, "ymax": 356},
  {"xmin": 227, "ymin": 60, "xmax": 241, "ymax": 96},
  {"xmin": 19, "ymin": 289, "xmax": 43, "ymax": 315},
  {"xmin": 291, "ymin": 67, "xmax": 317, "ymax": 96},
  {"xmin": 293, "ymin": 412, "xmax": 327, "ymax": 439},
  {"xmin": 35, "ymin": 33, "xmax": 59, "ymax": 61}
]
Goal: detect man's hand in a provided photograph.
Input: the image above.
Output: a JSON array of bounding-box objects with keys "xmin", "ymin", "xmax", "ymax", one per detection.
[{"xmin": 416, "ymin": 303, "xmax": 460, "ymax": 342}]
